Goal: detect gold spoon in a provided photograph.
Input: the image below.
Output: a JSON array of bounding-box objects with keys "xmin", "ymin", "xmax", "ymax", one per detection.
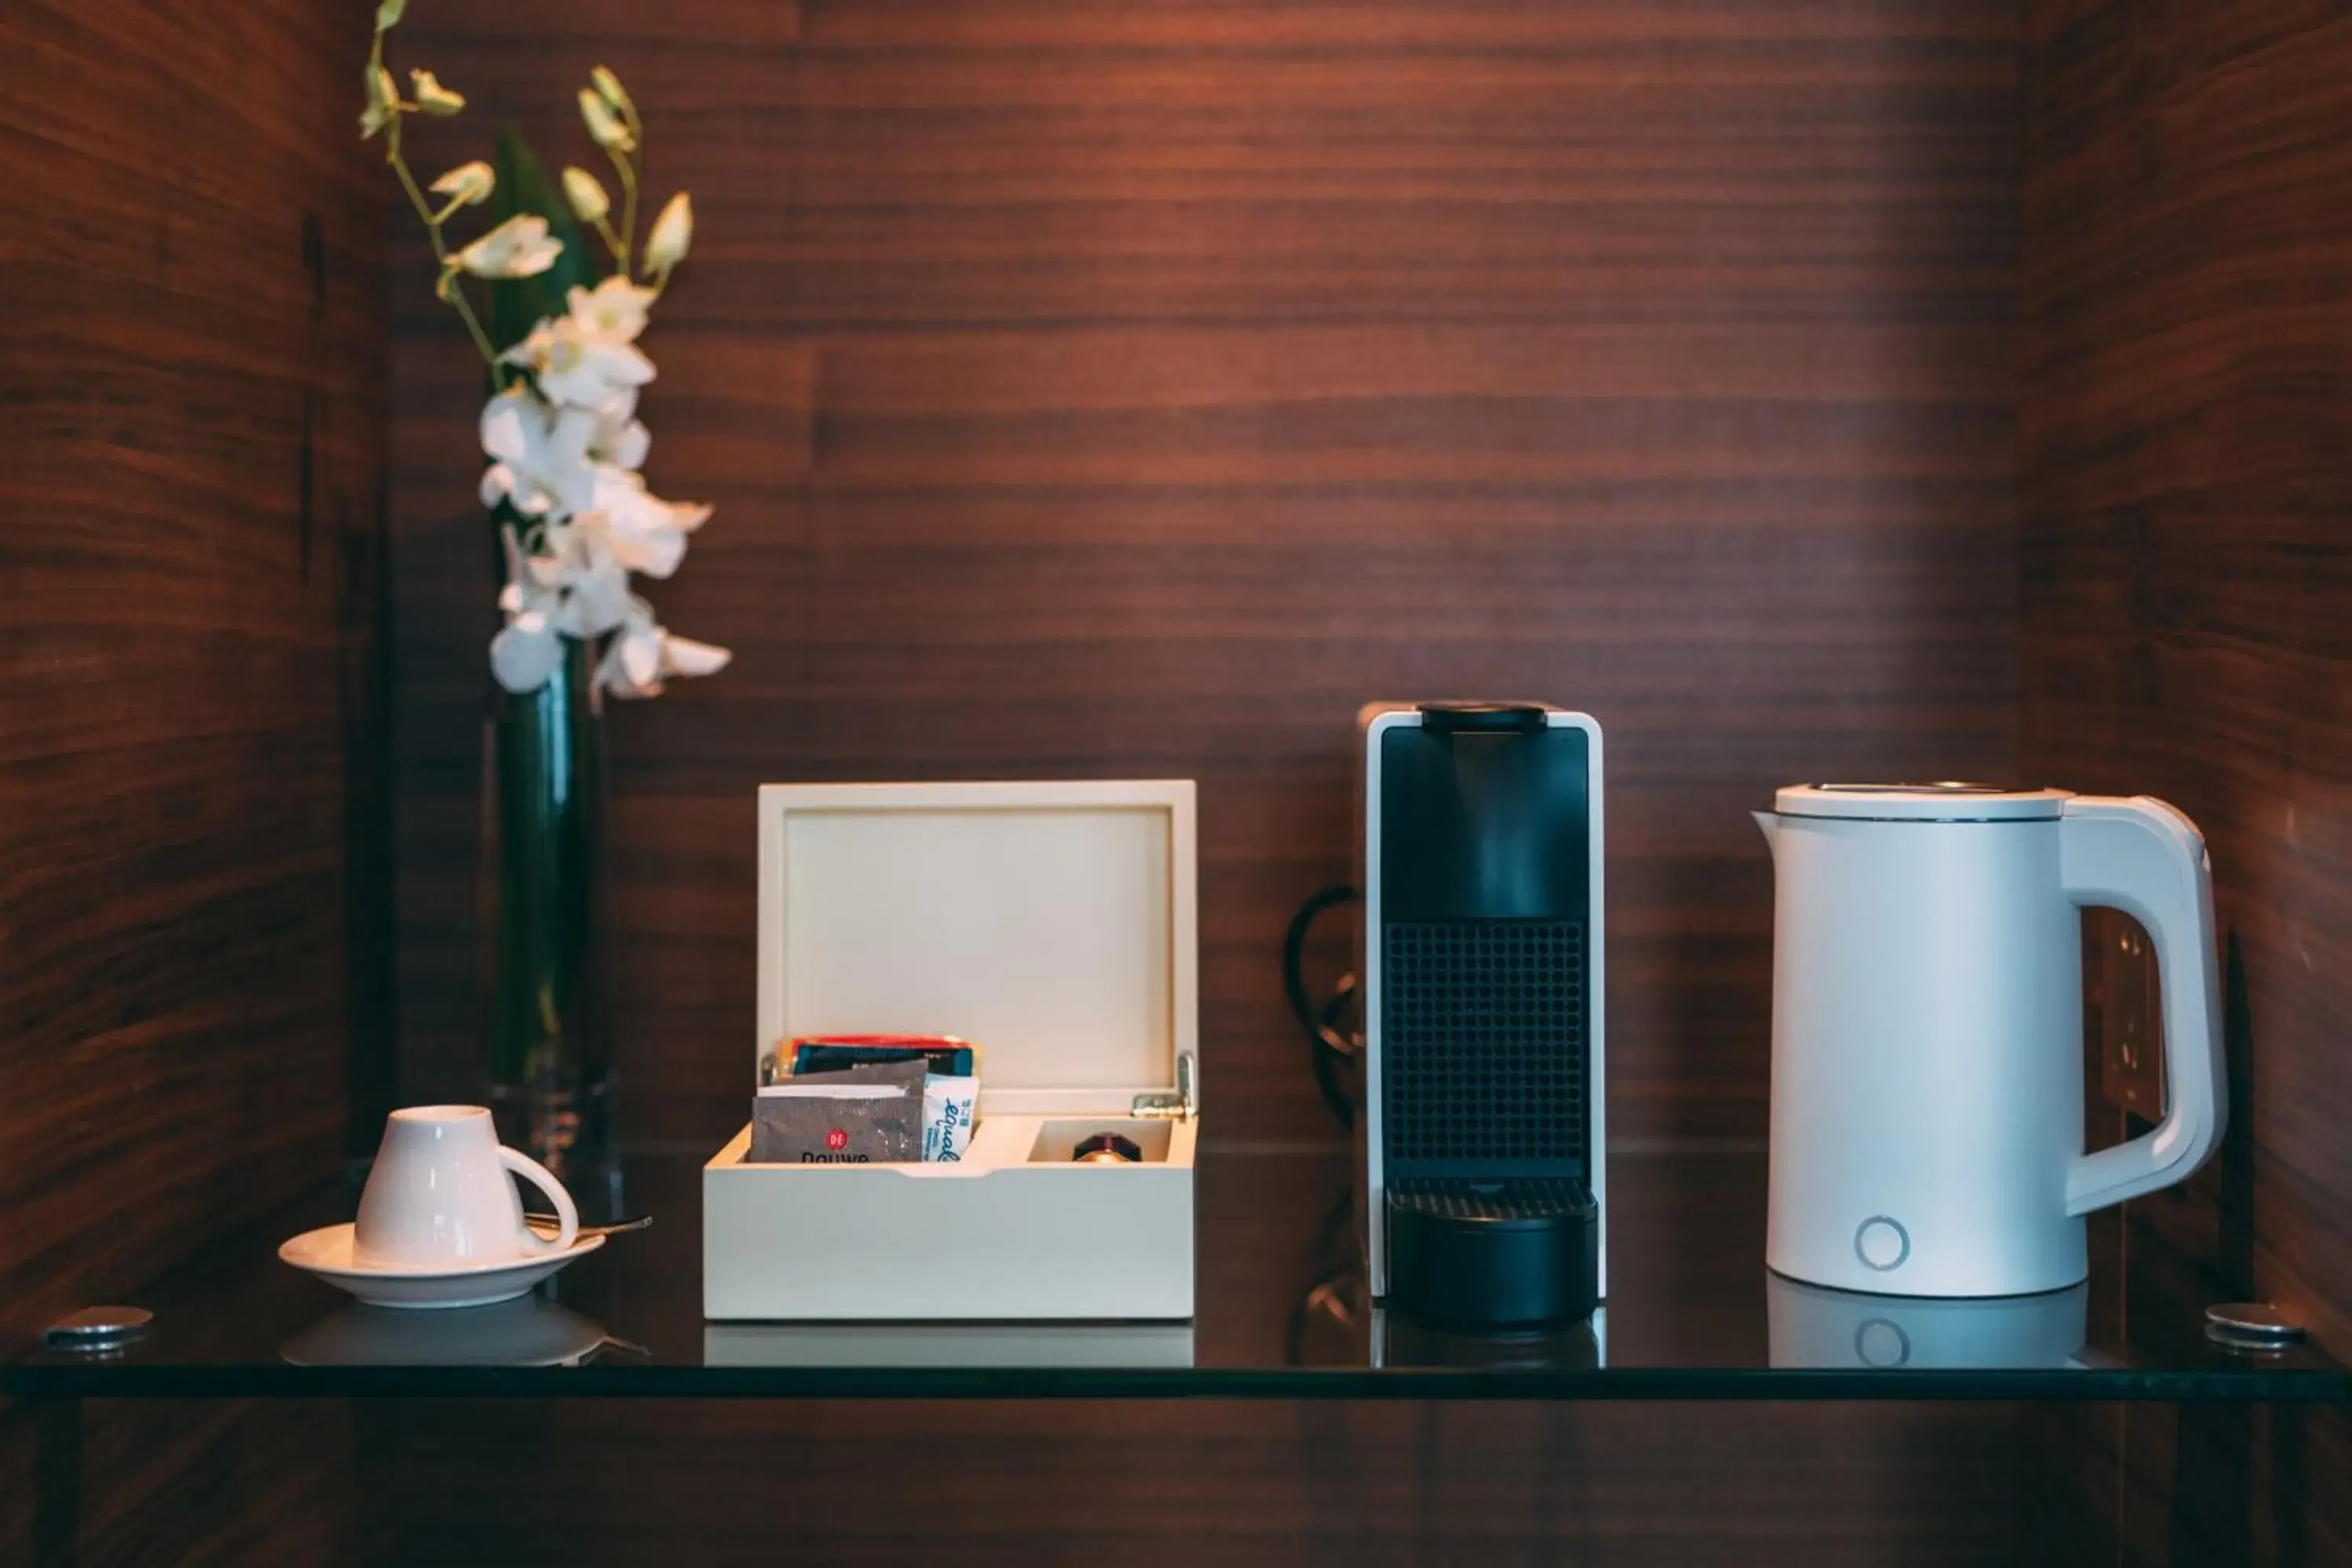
[{"xmin": 525, "ymin": 1213, "xmax": 653, "ymax": 1241}]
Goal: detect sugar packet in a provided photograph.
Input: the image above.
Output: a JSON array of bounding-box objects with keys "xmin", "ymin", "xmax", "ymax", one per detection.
[{"xmin": 922, "ymin": 1075, "xmax": 978, "ymax": 1162}]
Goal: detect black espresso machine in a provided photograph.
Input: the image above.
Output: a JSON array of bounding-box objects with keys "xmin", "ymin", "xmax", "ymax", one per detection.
[{"xmin": 1359, "ymin": 702, "xmax": 1605, "ymax": 1328}]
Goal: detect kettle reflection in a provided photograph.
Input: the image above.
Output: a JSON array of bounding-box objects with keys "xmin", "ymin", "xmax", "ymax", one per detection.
[
  {"xmin": 282, "ymin": 1296, "xmax": 619, "ymax": 1368},
  {"xmin": 1766, "ymin": 1272, "xmax": 2089, "ymax": 1370}
]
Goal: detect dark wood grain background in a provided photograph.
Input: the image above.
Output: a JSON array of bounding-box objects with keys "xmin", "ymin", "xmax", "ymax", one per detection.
[
  {"xmin": 34, "ymin": 0, "xmax": 2352, "ymax": 1559},
  {"xmin": 2021, "ymin": 0, "xmax": 2352, "ymax": 1560},
  {"xmin": 0, "ymin": 0, "xmax": 388, "ymax": 1561},
  {"xmin": 386, "ymin": 0, "xmax": 2022, "ymax": 1151},
  {"xmin": 0, "ymin": 0, "xmax": 386, "ymax": 1355}
]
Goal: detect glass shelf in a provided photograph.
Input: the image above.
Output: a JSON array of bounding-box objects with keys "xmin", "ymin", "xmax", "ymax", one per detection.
[{"xmin": 7, "ymin": 1150, "xmax": 2340, "ymax": 1403}]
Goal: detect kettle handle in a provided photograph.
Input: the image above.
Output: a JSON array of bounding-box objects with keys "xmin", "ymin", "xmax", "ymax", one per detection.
[{"xmin": 2059, "ymin": 796, "xmax": 2226, "ymax": 1216}]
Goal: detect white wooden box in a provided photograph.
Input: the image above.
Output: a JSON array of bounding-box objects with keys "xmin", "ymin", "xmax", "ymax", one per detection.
[{"xmin": 702, "ymin": 780, "xmax": 1199, "ymax": 1321}]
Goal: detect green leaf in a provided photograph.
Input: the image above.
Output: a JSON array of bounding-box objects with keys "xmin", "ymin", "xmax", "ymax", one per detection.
[{"xmin": 486, "ymin": 125, "xmax": 606, "ymax": 359}]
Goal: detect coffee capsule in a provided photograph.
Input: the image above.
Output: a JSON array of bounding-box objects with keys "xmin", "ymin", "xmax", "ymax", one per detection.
[{"xmin": 1072, "ymin": 1133, "xmax": 1144, "ymax": 1165}]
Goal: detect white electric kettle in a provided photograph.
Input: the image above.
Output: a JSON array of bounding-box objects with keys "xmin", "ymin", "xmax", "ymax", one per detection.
[{"xmin": 1755, "ymin": 784, "xmax": 2223, "ymax": 1298}]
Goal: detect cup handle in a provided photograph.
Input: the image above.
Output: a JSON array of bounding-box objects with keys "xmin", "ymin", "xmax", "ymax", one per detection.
[{"xmin": 499, "ymin": 1146, "xmax": 579, "ymax": 1254}]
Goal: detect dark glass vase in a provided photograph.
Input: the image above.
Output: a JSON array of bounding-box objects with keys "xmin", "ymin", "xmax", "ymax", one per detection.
[{"xmin": 482, "ymin": 638, "xmax": 614, "ymax": 1197}]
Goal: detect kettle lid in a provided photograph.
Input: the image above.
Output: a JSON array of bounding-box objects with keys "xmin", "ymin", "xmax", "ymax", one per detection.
[{"xmin": 1772, "ymin": 782, "xmax": 2073, "ymax": 822}]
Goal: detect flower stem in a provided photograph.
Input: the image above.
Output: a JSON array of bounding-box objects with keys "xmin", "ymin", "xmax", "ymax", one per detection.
[
  {"xmin": 592, "ymin": 213, "xmax": 629, "ymax": 272},
  {"xmin": 445, "ymin": 282, "xmax": 500, "ymax": 365},
  {"xmin": 611, "ymin": 150, "xmax": 640, "ymax": 282},
  {"xmin": 612, "ymin": 93, "xmax": 645, "ymax": 281},
  {"xmin": 376, "ymin": 33, "xmax": 499, "ymax": 365}
]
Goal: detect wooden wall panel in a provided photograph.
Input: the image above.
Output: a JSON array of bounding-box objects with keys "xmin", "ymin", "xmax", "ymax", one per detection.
[
  {"xmin": 358, "ymin": 1398, "xmax": 2035, "ymax": 1568},
  {"xmin": 0, "ymin": 0, "xmax": 387, "ymax": 1561},
  {"xmin": 2020, "ymin": 2, "xmax": 2352, "ymax": 1560},
  {"xmin": 389, "ymin": 0, "xmax": 2020, "ymax": 1149},
  {"xmin": 0, "ymin": 0, "xmax": 387, "ymax": 1352},
  {"xmin": 2021, "ymin": 0, "xmax": 2352, "ymax": 1375}
]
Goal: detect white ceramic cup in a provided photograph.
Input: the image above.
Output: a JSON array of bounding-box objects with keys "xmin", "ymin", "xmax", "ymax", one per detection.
[{"xmin": 353, "ymin": 1105, "xmax": 579, "ymax": 1268}]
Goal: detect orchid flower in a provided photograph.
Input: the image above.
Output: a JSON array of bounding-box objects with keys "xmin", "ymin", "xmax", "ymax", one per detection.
[
  {"xmin": 364, "ymin": 11, "xmax": 516, "ymax": 366},
  {"xmin": 430, "ymin": 161, "xmax": 495, "ymax": 207},
  {"xmin": 409, "ymin": 69, "xmax": 465, "ymax": 115},
  {"xmin": 585, "ymin": 388, "xmax": 650, "ymax": 470},
  {"xmin": 590, "ymin": 467, "xmax": 708, "ymax": 578},
  {"xmin": 598, "ymin": 604, "xmax": 731, "ymax": 700},
  {"xmin": 372, "ymin": 32, "xmax": 723, "ymax": 702},
  {"xmin": 455, "ymin": 215, "xmax": 561, "ymax": 279},
  {"xmin": 539, "ymin": 517, "xmax": 637, "ymax": 637},
  {"xmin": 488, "ymin": 528, "xmax": 568, "ymax": 693},
  {"xmin": 359, "ymin": 65, "xmax": 398, "ymax": 138},
  {"xmin": 490, "ymin": 517, "xmax": 644, "ymax": 691},
  {"xmin": 500, "ymin": 314, "xmax": 654, "ymax": 408},
  {"xmin": 567, "ymin": 276, "xmax": 656, "ymax": 343},
  {"xmin": 479, "ymin": 390, "xmax": 597, "ymax": 519}
]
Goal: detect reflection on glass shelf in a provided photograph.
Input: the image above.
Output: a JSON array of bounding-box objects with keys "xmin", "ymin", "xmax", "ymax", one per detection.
[
  {"xmin": 6, "ymin": 1150, "xmax": 2343, "ymax": 1402},
  {"xmin": 1765, "ymin": 1274, "xmax": 2093, "ymax": 1371},
  {"xmin": 1285, "ymin": 1247, "xmax": 1607, "ymax": 1371},
  {"xmin": 282, "ymin": 1298, "xmax": 628, "ymax": 1369},
  {"xmin": 1370, "ymin": 1308, "xmax": 1605, "ymax": 1371},
  {"xmin": 705, "ymin": 1322, "xmax": 1195, "ymax": 1369}
]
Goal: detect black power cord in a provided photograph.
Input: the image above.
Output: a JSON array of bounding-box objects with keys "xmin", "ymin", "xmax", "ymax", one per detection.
[{"xmin": 1281, "ymin": 884, "xmax": 1364, "ymax": 1127}]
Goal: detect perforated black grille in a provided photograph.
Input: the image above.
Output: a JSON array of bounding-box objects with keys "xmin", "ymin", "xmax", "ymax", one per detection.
[
  {"xmin": 1388, "ymin": 1177, "xmax": 1594, "ymax": 1221},
  {"xmin": 1383, "ymin": 918, "xmax": 1585, "ymax": 1164}
]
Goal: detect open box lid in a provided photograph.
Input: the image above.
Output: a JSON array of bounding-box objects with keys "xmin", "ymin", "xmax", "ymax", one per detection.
[{"xmin": 756, "ymin": 780, "xmax": 1199, "ymax": 1118}]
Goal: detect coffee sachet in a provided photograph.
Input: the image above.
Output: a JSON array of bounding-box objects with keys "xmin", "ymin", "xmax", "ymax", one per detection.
[
  {"xmin": 786, "ymin": 1036, "xmax": 978, "ymax": 1080},
  {"xmin": 750, "ymin": 1058, "xmax": 925, "ymax": 1163}
]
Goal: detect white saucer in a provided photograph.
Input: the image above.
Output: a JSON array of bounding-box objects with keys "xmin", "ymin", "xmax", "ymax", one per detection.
[{"xmin": 278, "ymin": 1224, "xmax": 605, "ymax": 1310}]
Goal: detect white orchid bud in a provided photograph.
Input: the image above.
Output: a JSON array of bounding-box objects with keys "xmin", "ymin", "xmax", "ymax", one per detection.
[
  {"xmin": 644, "ymin": 193, "xmax": 693, "ymax": 274},
  {"xmin": 579, "ymin": 88, "xmax": 634, "ymax": 152},
  {"xmin": 375, "ymin": 0, "xmax": 407, "ymax": 28},
  {"xmin": 590, "ymin": 66, "xmax": 635, "ymax": 118},
  {"xmin": 410, "ymin": 70, "xmax": 466, "ymax": 117},
  {"xmin": 359, "ymin": 64, "xmax": 398, "ymax": 139},
  {"xmin": 455, "ymin": 215, "xmax": 562, "ymax": 280},
  {"xmin": 561, "ymin": 166, "xmax": 612, "ymax": 223},
  {"xmin": 430, "ymin": 161, "xmax": 495, "ymax": 207}
]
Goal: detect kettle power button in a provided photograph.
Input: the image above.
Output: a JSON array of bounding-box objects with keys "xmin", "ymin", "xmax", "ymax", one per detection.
[{"xmin": 1855, "ymin": 1217, "xmax": 1911, "ymax": 1272}]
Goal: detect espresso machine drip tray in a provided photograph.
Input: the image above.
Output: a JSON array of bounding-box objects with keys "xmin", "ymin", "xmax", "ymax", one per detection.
[{"xmin": 1385, "ymin": 1178, "xmax": 1599, "ymax": 1328}]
